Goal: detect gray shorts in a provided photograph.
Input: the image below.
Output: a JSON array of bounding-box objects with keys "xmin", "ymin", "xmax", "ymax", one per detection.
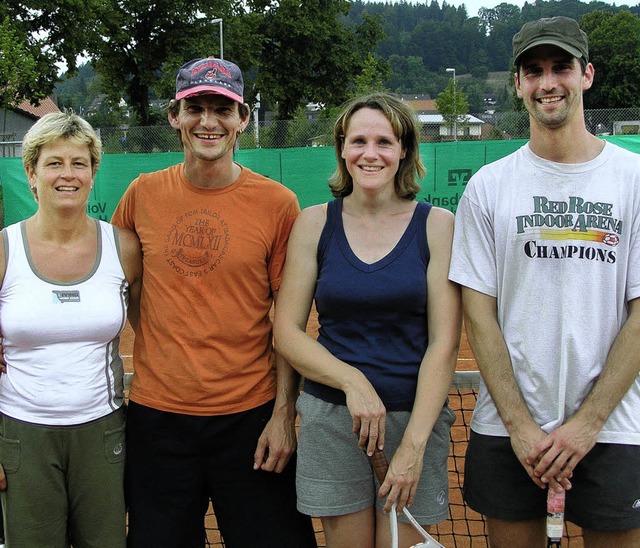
[{"xmin": 295, "ymin": 391, "xmax": 455, "ymax": 524}]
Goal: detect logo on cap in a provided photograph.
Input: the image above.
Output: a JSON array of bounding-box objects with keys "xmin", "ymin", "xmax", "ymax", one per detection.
[{"xmin": 205, "ymin": 64, "xmax": 230, "ymax": 81}]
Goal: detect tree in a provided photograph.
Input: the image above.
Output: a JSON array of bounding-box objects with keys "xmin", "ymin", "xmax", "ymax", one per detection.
[
  {"xmin": 580, "ymin": 10, "xmax": 640, "ymax": 108},
  {"xmin": 459, "ymin": 79, "xmax": 488, "ymax": 113},
  {"xmin": 87, "ymin": 0, "xmax": 248, "ymax": 128},
  {"xmin": 354, "ymin": 52, "xmax": 392, "ymax": 96},
  {"xmin": 484, "ymin": 7, "xmax": 523, "ymax": 71},
  {"xmin": 56, "ymin": 63, "xmax": 98, "ymax": 114},
  {"xmin": 0, "ymin": 0, "xmax": 102, "ymax": 106},
  {"xmin": 0, "ymin": 17, "xmax": 41, "ymax": 108},
  {"xmin": 385, "ymin": 55, "xmax": 433, "ymax": 95},
  {"xmin": 436, "ymin": 79, "xmax": 469, "ymax": 139},
  {"xmin": 255, "ymin": 1, "xmax": 386, "ymax": 123},
  {"xmin": 48, "ymin": 0, "xmax": 638, "ymax": 138}
]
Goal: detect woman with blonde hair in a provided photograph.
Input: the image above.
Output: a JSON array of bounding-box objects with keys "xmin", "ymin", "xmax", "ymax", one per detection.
[{"xmin": 0, "ymin": 112, "xmax": 141, "ymax": 547}]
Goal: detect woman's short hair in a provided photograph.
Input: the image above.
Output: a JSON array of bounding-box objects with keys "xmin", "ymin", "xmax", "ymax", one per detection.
[
  {"xmin": 22, "ymin": 111, "xmax": 102, "ymax": 174},
  {"xmin": 329, "ymin": 92, "xmax": 425, "ymax": 200}
]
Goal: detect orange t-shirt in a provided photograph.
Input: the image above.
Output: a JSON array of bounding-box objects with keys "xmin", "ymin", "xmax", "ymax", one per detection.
[{"xmin": 112, "ymin": 164, "xmax": 300, "ymax": 415}]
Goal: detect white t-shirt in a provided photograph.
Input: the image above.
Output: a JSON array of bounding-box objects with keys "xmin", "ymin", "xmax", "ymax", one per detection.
[{"xmin": 449, "ymin": 142, "xmax": 640, "ymax": 445}]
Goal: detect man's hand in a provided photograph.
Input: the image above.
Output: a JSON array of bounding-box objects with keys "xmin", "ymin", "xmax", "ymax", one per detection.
[
  {"xmin": 527, "ymin": 297, "xmax": 640, "ymax": 490},
  {"xmin": 528, "ymin": 417, "xmax": 598, "ymax": 490},
  {"xmin": 0, "ymin": 464, "xmax": 6, "ymax": 491},
  {"xmin": 253, "ymin": 414, "xmax": 297, "ymax": 474},
  {"xmin": 510, "ymin": 421, "xmax": 560, "ymax": 489}
]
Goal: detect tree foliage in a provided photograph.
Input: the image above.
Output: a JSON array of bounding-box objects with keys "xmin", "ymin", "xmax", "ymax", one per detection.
[
  {"xmin": 86, "ymin": 0, "xmax": 242, "ymax": 127},
  {"xmin": 255, "ymin": 0, "xmax": 387, "ymax": 121},
  {"xmin": 79, "ymin": 0, "xmax": 387, "ymax": 131},
  {"xmin": 0, "ymin": 17, "xmax": 41, "ymax": 108},
  {"xmin": 6, "ymin": 0, "xmax": 639, "ymax": 126},
  {"xmin": 56, "ymin": 63, "xmax": 102, "ymax": 114},
  {"xmin": 354, "ymin": 52, "xmax": 392, "ymax": 96},
  {"xmin": 436, "ymin": 78, "xmax": 470, "ymax": 137},
  {"xmin": 580, "ymin": 10, "xmax": 640, "ymax": 108},
  {"xmin": 0, "ymin": 0, "xmax": 102, "ymax": 106}
]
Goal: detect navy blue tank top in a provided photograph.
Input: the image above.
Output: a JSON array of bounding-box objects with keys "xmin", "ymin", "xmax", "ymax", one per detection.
[{"xmin": 304, "ymin": 197, "xmax": 432, "ymax": 412}]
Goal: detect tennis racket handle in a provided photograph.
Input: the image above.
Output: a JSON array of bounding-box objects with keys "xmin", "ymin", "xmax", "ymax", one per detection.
[
  {"xmin": 546, "ymin": 488, "xmax": 565, "ymax": 542},
  {"xmin": 369, "ymin": 448, "xmax": 389, "ymax": 484}
]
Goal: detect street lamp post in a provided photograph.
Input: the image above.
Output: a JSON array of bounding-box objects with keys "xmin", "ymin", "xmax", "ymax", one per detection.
[
  {"xmin": 212, "ymin": 18, "xmax": 223, "ymax": 59},
  {"xmin": 446, "ymin": 67, "xmax": 457, "ymax": 141},
  {"xmin": 254, "ymin": 93, "xmax": 261, "ymax": 148}
]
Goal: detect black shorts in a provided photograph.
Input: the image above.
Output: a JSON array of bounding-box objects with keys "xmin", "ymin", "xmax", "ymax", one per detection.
[{"xmin": 463, "ymin": 431, "xmax": 640, "ymax": 531}]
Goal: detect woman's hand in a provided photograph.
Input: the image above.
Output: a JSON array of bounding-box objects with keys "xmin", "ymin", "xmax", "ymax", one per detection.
[
  {"xmin": 378, "ymin": 442, "xmax": 424, "ymax": 514},
  {"xmin": 344, "ymin": 371, "xmax": 387, "ymax": 456}
]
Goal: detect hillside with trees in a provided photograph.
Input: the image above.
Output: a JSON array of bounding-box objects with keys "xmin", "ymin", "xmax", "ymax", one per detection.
[
  {"xmin": 343, "ymin": 0, "xmax": 640, "ymax": 110},
  {"xmin": 5, "ymin": 0, "xmax": 639, "ymax": 126}
]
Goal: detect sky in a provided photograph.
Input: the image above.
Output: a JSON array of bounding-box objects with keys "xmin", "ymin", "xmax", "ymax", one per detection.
[
  {"xmin": 447, "ymin": 0, "xmax": 526, "ymax": 16},
  {"xmin": 406, "ymin": 0, "xmax": 634, "ymax": 18}
]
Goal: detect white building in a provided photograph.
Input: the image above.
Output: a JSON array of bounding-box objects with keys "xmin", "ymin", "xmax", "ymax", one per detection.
[{"xmin": 418, "ymin": 113, "xmax": 485, "ymax": 141}]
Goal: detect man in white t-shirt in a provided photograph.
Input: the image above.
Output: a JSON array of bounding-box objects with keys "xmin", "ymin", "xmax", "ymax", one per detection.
[{"xmin": 449, "ymin": 16, "xmax": 640, "ymax": 548}]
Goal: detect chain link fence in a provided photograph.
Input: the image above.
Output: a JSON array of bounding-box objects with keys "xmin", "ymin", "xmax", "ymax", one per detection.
[{"xmin": 2, "ymin": 108, "xmax": 639, "ymax": 157}]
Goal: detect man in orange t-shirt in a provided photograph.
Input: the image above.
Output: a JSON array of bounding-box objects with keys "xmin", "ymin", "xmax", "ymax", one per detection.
[{"xmin": 112, "ymin": 57, "xmax": 316, "ymax": 547}]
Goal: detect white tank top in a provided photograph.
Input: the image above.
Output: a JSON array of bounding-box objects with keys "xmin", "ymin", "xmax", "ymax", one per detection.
[{"xmin": 0, "ymin": 220, "xmax": 129, "ymax": 425}]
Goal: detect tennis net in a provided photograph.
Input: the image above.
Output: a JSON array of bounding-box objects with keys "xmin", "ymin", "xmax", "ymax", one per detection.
[{"xmin": 125, "ymin": 370, "xmax": 585, "ymax": 547}]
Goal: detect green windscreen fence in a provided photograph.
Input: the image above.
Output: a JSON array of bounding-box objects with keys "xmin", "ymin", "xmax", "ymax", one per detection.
[{"xmin": 2, "ymin": 136, "xmax": 639, "ymax": 227}]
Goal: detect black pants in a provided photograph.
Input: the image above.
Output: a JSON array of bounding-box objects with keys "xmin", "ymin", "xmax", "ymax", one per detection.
[{"xmin": 125, "ymin": 400, "xmax": 317, "ymax": 548}]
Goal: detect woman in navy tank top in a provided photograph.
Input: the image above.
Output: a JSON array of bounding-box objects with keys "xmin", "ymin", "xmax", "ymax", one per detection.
[{"xmin": 275, "ymin": 92, "xmax": 462, "ymax": 547}]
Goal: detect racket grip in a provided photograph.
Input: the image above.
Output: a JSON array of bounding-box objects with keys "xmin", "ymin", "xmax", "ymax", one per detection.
[
  {"xmin": 369, "ymin": 448, "xmax": 389, "ymax": 484},
  {"xmin": 546, "ymin": 488, "xmax": 565, "ymax": 544}
]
